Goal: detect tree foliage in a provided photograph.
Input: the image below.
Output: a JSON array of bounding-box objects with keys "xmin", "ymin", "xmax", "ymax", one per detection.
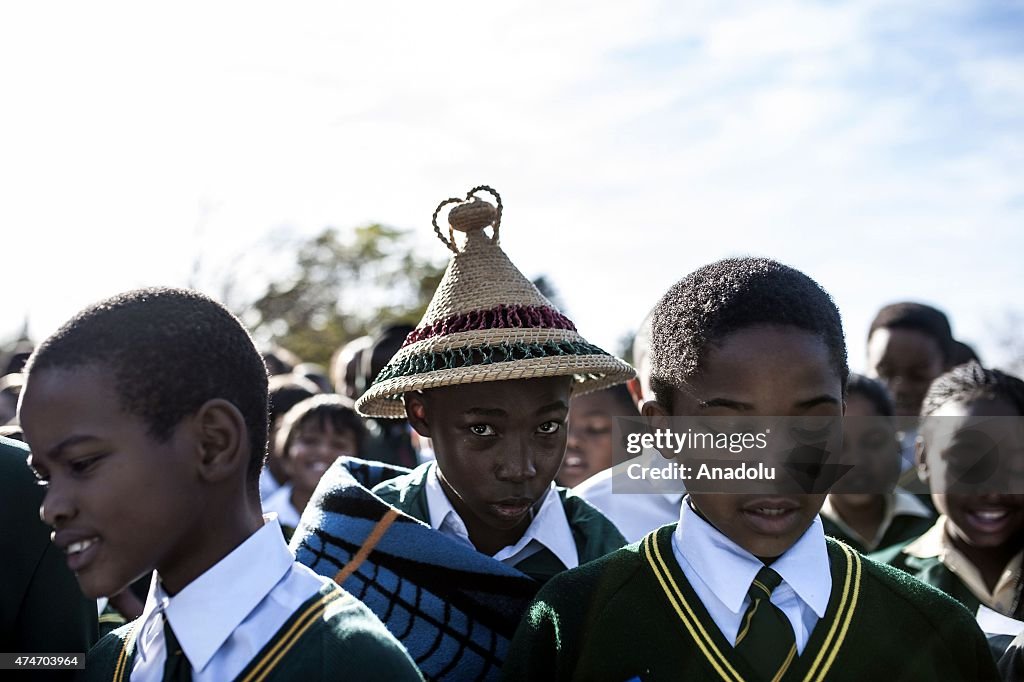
[{"xmin": 243, "ymin": 224, "xmax": 445, "ymax": 366}]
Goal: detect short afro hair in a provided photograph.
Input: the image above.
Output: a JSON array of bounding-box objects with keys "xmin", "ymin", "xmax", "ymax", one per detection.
[
  {"xmin": 921, "ymin": 362, "xmax": 1024, "ymax": 417},
  {"xmin": 868, "ymin": 302, "xmax": 953, "ymax": 363},
  {"xmin": 846, "ymin": 374, "xmax": 894, "ymax": 417},
  {"xmin": 649, "ymin": 257, "xmax": 848, "ymax": 408},
  {"xmin": 25, "ymin": 287, "xmax": 269, "ymax": 494}
]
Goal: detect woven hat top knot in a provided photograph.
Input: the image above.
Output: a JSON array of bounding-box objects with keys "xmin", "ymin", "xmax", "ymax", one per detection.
[{"xmin": 449, "ymin": 198, "xmax": 497, "ymax": 233}]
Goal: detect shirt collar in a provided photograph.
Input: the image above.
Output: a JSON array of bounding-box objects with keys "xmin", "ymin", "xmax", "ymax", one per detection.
[
  {"xmin": 903, "ymin": 516, "xmax": 946, "ymax": 559},
  {"xmin": 135, "ymin": 516, "xmax": 294, "ymax": 672},
  {"xmin": 425, "ymin": 463, "xmax": 579, "ymax": 569},
  {"xmin": 675, "ymin": 497, "xmax": 831, "ymax": 618},
  {"xmin": 891, "ymin": 488, "xmax": 933, "ymax": 519}
]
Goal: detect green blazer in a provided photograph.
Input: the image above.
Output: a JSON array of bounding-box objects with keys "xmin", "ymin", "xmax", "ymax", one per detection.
[
  {"xmin": 372, "ymin": 462, "xmax": 627, "ymax": 584},
  {"xmin": 504, "ymin": 525, "xmax": 999, "ymax": 681},
  {"xmin": 0, "ymin": 436, "xmax": 98, "ymax": 679}
]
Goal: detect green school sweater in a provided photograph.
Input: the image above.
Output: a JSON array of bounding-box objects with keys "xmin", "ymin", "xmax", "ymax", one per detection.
[
  {"xmin": 819, "ymin": 513, "xmax": 933, "ymax": 555},
  {"xmin": 503, "ymin": 525, "xmax": 999, "ymax": 682},
  {"xmin": 372, "ymin": 462, "xmax": 626, "ymax": 583},
  {"xmin": 82, "ymin": 582, "xmax": 423, "ymax": 681}
]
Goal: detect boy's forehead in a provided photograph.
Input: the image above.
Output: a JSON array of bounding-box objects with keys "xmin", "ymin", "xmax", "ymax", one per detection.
[
  {"xmin": 424, "ymin": 376, "xmax": 572, "ymax": 409},
  {"xmin": 20, "ymin": 366, "xmax": 128, "ymax": 450}
]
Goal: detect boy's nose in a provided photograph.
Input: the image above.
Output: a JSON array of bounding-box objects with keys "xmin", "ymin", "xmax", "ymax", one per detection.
[
  {"xmin": 496, "ymin": 440, "xmax": 538, "ymax": 482},
  {"xmin": 40, "ymin": 487, "xmax": 76, "ymax": 528}
]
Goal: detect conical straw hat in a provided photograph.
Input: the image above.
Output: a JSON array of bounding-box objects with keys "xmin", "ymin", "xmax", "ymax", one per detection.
[{"xmin": 355, "ymin": 186, "xmax": 635, "ymax": 418}]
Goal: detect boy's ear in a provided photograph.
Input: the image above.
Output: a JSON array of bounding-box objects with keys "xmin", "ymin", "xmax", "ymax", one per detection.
[
  {"xmin": 404, "ymin": 392, "xmax": 431, "ymax": 438},
  {"xmin": 641, "ymin": 399, "xmax": 671, "ymax": 433},
  {"xmin": 915, "ymin": 436, "xmax": 929, "ymax": 484},
  {"xmin": 193, "ymin": 399, "xmax": 248, "ymax": 484}
]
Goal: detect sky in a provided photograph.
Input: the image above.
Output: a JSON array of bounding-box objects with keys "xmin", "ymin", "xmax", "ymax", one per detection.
[{"xmin": 2, "ymin": 0, "xmax": 1022, "ymax": 374}]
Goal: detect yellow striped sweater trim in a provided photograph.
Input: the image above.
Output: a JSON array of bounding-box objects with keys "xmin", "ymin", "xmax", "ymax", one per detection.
[
  {"xmin": 112, "ymin": 624, "xmax": 137, "ymax": 682},
  {"xmin": 239, "ymin": 586, "xmax": 345, "ymax": 682},
  {"xmin": 802, "ymin": 543, "xmax": 862, "ymax": 682},
  {"xmin": 643, "ymin": 532, "xmax": 745, "ymax": 682}
]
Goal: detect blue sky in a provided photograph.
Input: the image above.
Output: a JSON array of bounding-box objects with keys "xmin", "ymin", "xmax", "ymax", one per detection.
[{"xmin": 2, "ymin": 0, "xmax": 1022, "ymax": 372}]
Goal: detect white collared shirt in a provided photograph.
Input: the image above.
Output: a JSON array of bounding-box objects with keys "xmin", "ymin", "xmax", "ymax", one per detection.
[
  {"xmin": 671, "ymin": 498, "xmax": 832, "ymax": 654},
  {"xmin": 820, "ymin": 488, "xmax": 933, "ymax": 551},
  {"xmin": 262, "ymin": 484, "xmax": 302, "ymax": 529},
  {"xmin": 424, "ymin": 464, "xmax": 579, "ymax": 570},
  {"xmin": 574, "ymin": 465, "xmax": 683, "ymax": 543},
  {"xmin": 131, "ymin": 516, "xmax": 329, "ymax": 682}
]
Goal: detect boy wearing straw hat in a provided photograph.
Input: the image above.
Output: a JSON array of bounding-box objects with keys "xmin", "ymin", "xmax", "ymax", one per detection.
[{"xmin": 355, "ymin": 186, "xmax": 632, "ymax": 584}]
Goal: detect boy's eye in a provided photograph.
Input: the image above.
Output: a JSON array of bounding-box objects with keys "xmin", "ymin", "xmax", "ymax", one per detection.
[
  {"xmin": 538, "ymin": 421, "xmax": 562, "ymax": 435},
  {"xmin": 69, "ymin": 455, "xmax": 104, "ymax": 475},
  {"xmin": 469, "ymin": 424, "xmax": 496, "ymax": 436}
]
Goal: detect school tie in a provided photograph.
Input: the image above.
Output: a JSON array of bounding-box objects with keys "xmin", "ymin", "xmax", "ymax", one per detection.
[
  {"xmin": 162, "ymin": 614, "xmax": 193, "ymax": 682},
  {"xmin": 733, "ymin": 566, "xmax": 797, "ymax": 680}
]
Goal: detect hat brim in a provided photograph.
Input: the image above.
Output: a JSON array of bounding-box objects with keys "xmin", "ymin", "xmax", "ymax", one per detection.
[{"xmin": 355, "ymin": 354, "xmax": 636, "ymax": 419}]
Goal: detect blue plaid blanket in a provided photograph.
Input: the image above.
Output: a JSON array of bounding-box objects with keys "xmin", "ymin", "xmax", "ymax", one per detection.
[{"xmin": 290, "ymin": 457, "xmax": 540, "ymax": 681}]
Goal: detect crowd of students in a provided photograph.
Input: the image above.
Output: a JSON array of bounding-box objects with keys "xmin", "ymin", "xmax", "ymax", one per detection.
[{"xmin": 2, "ymin": 187, "xmax": 1023, "ymax": 681}]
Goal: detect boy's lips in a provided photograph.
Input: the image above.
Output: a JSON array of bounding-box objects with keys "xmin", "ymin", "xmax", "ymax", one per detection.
[
  {"xmin": 490, "ymin": 497, "xmax": 534, "ymax": 520},
  {"xmin": 740, "ymin": 497, "xmax": 802, "ymax": 535},
  {"xmin": 52, "ymin": 530, "xmax": 102, "ymax": 573},
  {"xmin": 963, "ymin": 506, "xmax": 1018, "ymax": 536},
  {"xmin": 561, "ymin": 454, "xmax": 585, "ymax": 470}
]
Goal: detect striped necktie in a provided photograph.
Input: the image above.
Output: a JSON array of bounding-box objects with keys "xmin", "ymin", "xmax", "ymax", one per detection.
[
  {"xmin": 734, "ymin": 566, "xmax": 797, "ymax": 680},
  {"xmin": 162, "ymin": 615, "xmax": 193, "ymax": 682}
]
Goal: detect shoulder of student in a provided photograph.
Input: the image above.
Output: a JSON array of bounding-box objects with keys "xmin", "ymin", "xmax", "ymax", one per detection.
[
  {"xmin": 502, "ymin": 538, "xmax": 648, "ymax": 681},
  {"xmin": 0, "ymin": 436, "xmax": 99, "ymax": 654},
  {"xmin": 854, "ymin": 550, "xmax": 994, "ymax": 660},
  {"xmin": 81, "ymin": 623, "xmax": 135, "ymax": 681},
  {"xmin": 865, "ymin": 537, "xmax": 913, "ymax": 567},
  {"xmin": 308, "ymin": 588, "xmax": 423, "ymax": 681},
  {"xmin": 558, "ymin": 487, "xmax": 628, "ymax": 560},
  {"xmin": 371, "ymin": 461, "xmax": 430, "ymax": 506}
]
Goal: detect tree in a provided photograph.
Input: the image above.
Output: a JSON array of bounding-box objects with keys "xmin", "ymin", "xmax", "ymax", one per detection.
[{"xmin": 241, "ymin": 224, "xmax": 445, "ymax": 366}]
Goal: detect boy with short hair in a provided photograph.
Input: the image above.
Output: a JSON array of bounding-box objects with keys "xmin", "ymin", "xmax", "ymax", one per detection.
[
  {"xmin": 866, "ymin": 302, "xmax": 954, "ymax": 418},
  {"xmin": 872, "ymin": 363, "xmax": 1024, "ymax": 619},
  {"xmin": 19, "ymin": 287, "xmax": 420, "ymax": 681},
  {"xmin": 504, "ymin": 258, "xmax": 998, "ymax": 681}
]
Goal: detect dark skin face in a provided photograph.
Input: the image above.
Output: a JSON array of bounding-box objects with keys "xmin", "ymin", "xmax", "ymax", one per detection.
[
  {"xmin": 918, "ymin": 397, "xmax": 1024, "ymax": 589},
  {"xmin": 557, "ymin": 388, "xmax": 636, "ymax": 488},
  {"xmin": 286, "ymin": 421, "xmax": 358, "ymax": 512},
  {"xmin": 866, "ymin": 327, "xmax": 947, "ymax": 417},
  {"xmin": 405, "ymin": 376, "xmax": 571, "ymax": 556},
  {"xmin": 19, "ymin": 365, "xmax": 262, "ymax": 598},
  {"xmin": 644, "ymin": 326, "xmax": 844, "ymax": 559},
  {"xmin": 828, "ymin": 394, "xmax": 899, "ymax": 539}
]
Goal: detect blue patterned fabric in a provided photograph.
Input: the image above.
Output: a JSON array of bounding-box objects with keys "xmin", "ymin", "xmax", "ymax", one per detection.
[{"xmin": 290, "ymin": 457, "xmax": 540, "ymax": 681}]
